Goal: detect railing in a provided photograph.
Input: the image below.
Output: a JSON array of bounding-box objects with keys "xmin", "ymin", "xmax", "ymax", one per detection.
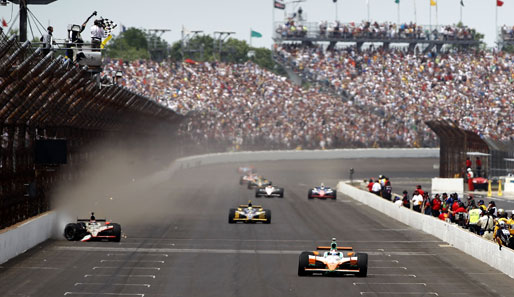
[{"xmin": 273, "ymin": 21, "xmax": 479, "ymax": 43}]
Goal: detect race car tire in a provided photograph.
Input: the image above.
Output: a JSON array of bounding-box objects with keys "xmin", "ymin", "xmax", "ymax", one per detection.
[
  {"xmin": 308, "ymin": 189, "xmax": 313, "ymax": 199},
  {"xmin": 228, "ymin": 208, "xmax": 236, "ymax": 224},
  {"xmin": 64, "ymin": 223, "xmax": 79, "ymax": 241},
  {"xmin": 264, "ymin": 209, "xmax": 271, "ymax": 224},
  {"xmin": 298, "ymin": 252, "xmax": 313, "ymax": 276},
  {"xmin": 239, "ymin": 177, "xmax": 244, "ymax": 185},
  {"xmin": 110, "ymin": 223, "xmax": 121, "ymax": 242},
  {"xmin": 279, "ymin": 189, "xmax": 284, "ymax": 198},
  {"xmin": 356, "ymin": 253, "xmax": 368, "ymax": 277},
  {"xmin": 247, "ymin": 183, "xmax": 253, "ymax": 189},
  {"xmin": 332, "ymin": 192, "xmax": 337, "ymax": 200},
  {"xmin": 255, "ymin": 191, "xmax": 261, "ymax": 198}
]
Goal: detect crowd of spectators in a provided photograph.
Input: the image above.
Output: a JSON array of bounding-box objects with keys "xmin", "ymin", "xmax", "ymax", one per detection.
[
  {"xmin": 101, "ymin": 40, "xmax": 512, "ymax": 150},
  {"xmin": 367, "ymin": 177, "xmax": 514, "ymax": 250},
  {"xmin": 276, "ymin": 44, "xmax": 513, "ymax": 142},
  {"xmin": 103, "ymin": 59, "xmax": 418, "ymax": 150},
  {"xmin": 276, "ymin": 20, "xmax": 477, "ymax": 41}
]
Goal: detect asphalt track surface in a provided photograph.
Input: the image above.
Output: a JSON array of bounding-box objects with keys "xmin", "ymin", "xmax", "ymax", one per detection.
[{"xmin": 1, "ymin": 157, "xmax": 514, "ymax": 297}]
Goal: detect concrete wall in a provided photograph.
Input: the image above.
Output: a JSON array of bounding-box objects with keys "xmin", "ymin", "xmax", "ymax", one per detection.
[
  {"xmin": 0, "ymin": 148, "xmax": 438, "ymax": 265},
  {"xmin": 0, "ymin": 212, "xmax": 56, "ymax": 264},
  {"xmin": 337, "ymin": 182, "xmax": 514, "ymax": 278},
  {"xmin": 174, "ymin": 148, "xmax": 439, "ymax": 169}
]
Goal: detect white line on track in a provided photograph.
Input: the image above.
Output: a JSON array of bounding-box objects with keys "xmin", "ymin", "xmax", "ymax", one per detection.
[
  {"xmin": 64, "ymin": 293, "xmax": 144, "ymax": 296},
  {"xmin": 92, "ymin": 267, "xmax": 160, "ymax": 270},
  {"xmin": 368, "ymin": 274, "xmax": 416, "ymax": 277},
  {"xmin": 84, "ymin": 274, "xmax": 155, "ymax": 278},
  {"xmin": 75, "ymin": 283, "xmax": 151, "ymax": 288},
  {"xmin": 369, "ymin": 260, "xmax": 399, "ymax": 263},
  {"xmin": 360, "ymin": 293, "xmax": 438, "ymax": 296},
  {"xmin": 100, "ymin": 260, "xmax": 165, "ymax": 264},
  {"xmin": 55, "ymin": 246, "xmax": 436, "ymax": 256},
  {"xmin": 371, "ymin": 267, "xmax": 407, "ymax": 270},
  {"xmin": 353, "ymin": 283, "xmax": 426, "ymax": 286},
  {"xmin": 0, "ymin": 266, "xmax": 61, "ymax": 270},
  {"xmin": 106, "ymin": 253, "xmax": 168, "ymax": 257}
]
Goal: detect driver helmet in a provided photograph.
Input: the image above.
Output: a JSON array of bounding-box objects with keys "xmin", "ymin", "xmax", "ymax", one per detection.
[
  {"xmin": 330, "ymin": 238, "xmax": 337, "ymax": 249},
  {"xmin": 320, "ymin": 183, "xmax": 325, "ymax": 189},
  {"xmin": 498, "ymin": 208, "xmax": 506, "ymax": 218},
  {"xmin": 499, "ymin": 220, "xmax": 506, "ymax": 228},
  {"xmin": 248, "ymin": 200, "xmax": 252, "ymax": 207}
]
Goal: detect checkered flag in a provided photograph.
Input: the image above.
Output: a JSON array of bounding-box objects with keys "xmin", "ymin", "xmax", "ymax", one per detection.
[{"xmin": 101, "ymin": 18, "xmax": 117, "ymax": 35}]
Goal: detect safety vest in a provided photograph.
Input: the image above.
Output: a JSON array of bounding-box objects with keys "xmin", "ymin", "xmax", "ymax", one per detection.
[{"xmin": 468, "ymin": 209, "xmax": 481, "ymax": 224}]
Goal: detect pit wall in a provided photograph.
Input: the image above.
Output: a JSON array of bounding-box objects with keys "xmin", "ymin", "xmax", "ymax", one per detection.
[
  {"xmin": 0, "ymin": 148, "xmax": 437, "ymax": 265},
  {"xmin": 337, "ymin": 182, "xmax": 514, "ymax": 279}
]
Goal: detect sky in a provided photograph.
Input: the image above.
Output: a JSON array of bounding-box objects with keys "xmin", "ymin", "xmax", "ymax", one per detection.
[{"xmin": 0, "ymin": 0, "xmax": 513, "ymax": 49}]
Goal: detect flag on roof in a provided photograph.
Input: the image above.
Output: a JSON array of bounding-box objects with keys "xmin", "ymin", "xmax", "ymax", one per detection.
[
  {"xmin": 1, "ymin": 18, "xmax": 7, "ymax": 27},
  {"xmin": 460, "ymin": 0, "xmax": 464, "ymax": 6},
  {"xmin": 274, "ymin": 0, "xmax": 285, "ymax": 10},
  {"xmin": 395, "ymin": 0, "xmax": 399, "ymax": 3},
  {"xmin": 430, "ymin": 0, "xmax": 436, "ymax": 6},
  {"xmin": 497, "ymin": 0, "xmax": 504, "ymax": 7},
  {"xmin": 251, "ymin": 30, "xmax": 262, "ymax": 38}
]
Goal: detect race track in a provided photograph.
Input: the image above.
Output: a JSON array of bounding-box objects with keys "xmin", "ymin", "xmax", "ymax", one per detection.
[{"xmin": 0, "ymin": 158, "xmax": 513, "ymax": 297}]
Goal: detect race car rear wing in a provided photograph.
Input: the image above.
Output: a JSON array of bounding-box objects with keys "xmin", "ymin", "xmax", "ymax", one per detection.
[
  {"xmin": 77, "ymin": 219, "xmax": 107, "ymax": 222},
  {"xmin": 239, "ymin": 205, "xmax": 262, "ymax": 208},
  {"xmin": 317, "ymin": 246, "xmax": 353, "ymax": 250}
]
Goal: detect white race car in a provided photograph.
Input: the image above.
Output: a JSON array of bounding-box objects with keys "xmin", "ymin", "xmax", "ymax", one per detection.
[
  {"xmin": 255, "ymin": 185, "xmax": 284, "ymax": 198},
  {"xmin": 64, "ymin": 213, "xmax": 121, "ymax": 242}
]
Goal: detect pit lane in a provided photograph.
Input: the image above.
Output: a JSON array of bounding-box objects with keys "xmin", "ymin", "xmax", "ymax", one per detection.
[{"xmin": 0, "ymin": 158, "xmax": 513, "ymax": 297}]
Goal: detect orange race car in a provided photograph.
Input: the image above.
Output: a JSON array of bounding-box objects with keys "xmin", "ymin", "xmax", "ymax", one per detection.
[{"xmin": 298, "ymin": 238, "xmax": 368, "ymax": 277}]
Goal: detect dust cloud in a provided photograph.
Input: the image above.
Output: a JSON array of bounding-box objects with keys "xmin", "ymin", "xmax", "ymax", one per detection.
[{"xmin": 50, "ymin": 131, "xmax": 190, "ymax": 239}]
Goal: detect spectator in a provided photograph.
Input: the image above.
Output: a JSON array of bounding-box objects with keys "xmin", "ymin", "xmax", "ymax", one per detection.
[
  {"xmin": 401, "ymin": 190, "xmax": 410, "ymax": 208},
  {"xmin": 382, "ymin": 180, "xmax": 392, "ymax": 201},
  {"xmin": 371, "ymin": 179, "xmax": 382, "ymax": 196},
  {"xmin": 478, "ymin": 208, "xmax": 495, "ymax": 240},
  {"xmin": 439, "ymin": 208, "xmax": 450, "ymax": 222},
  {"xmin": 467, "ymin": 205, "xmax": 481, "ymax": 234},
  {"xmin": 394, "ymin": 195, "xmax": 403, "ymax": 207},
  {"xmin": 416, "ymin": 185, "xmax": 424, "ymax": 196},
  {"xmin": 423, "ymin": 193, "xmax": 432, "ymax": 215},
  {"xmin": 466, "ymin": 157, "xmax": 472, "ymax": 169},
  {"xmin": 476, "ymin": 157, "xmax": 482, "ymax": 177},
  {"xmin": 477, "ymin": 199, "xmax": 487, "ymax": 212},
  {"xmin": 450, "ymin": 202, "xmax": 468, "ymax": 226},
  {"xmin": 465, "ymin": 195, "xmax": 476, "ymax": 210},
  {"xmin": 411, "ymin": 190, "xmax": 423, "ymax": 212},
  {"xmin": 367, "ymin": 179, "xmax": 374, "ymax": 192},
  {"xmin": 41, "ymin": 26, "xmax": 54, "ymax": 55},
  {"xmin": 431, "ymin": 194, "xmax": 441, "ymax": 217},
  {"xmin": 467, "ymin": 168, "xmax": 474, "ymax": 191},
  {"xmin": 487, "ymin": 201, "xmax": 497, "ymax": 217},
  {"xmin": 91, "ymin": 19, "xmax": 105, "ymax": 49}
]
